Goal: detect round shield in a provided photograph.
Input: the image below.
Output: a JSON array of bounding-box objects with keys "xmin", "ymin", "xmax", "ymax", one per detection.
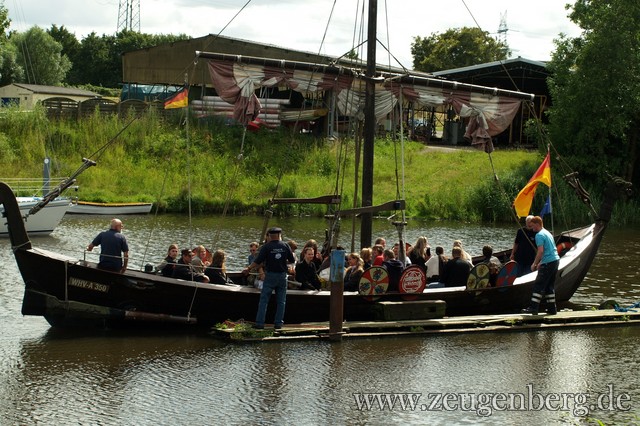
[
  {"xmin": 467, "ymin": 263, "xmax": 490, "ymax": 290},
  {"xmin": 399, "ymin": 265, "xmax": 426, "ymax": 300},
  {"xmin": 359, "ymin": 266, "xmax": 389, "ymax": 301},
  {"xmin": 495, "ymin": 260, "xmax": 518, "ymax": 287}
]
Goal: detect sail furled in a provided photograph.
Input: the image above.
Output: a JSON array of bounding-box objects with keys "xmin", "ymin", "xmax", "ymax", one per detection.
[
  {"xmin": 513, "ymin": 153, "xmax": 552, "ymax": 217},
  {"xmin": 203, "ymin": 55, "xmax": 527, "ymax": 138}
]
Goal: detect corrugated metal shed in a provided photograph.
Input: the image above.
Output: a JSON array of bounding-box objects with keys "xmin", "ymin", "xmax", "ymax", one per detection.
[{"xmin": 0, "ymin": 83, "xmax": 100, "ymax": 109}]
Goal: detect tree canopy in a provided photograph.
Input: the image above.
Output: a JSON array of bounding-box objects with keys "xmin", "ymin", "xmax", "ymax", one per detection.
[
  {"xmin": 547, "ymin": 0, "xmax": 640, "ymax": 188},
  {"xmin": 10, "ymin": 27, "xmax": 71, "ymax": 85},
  {"xmin": 411, "ymin": 27, "xmax": 509, "ymax": 72}
]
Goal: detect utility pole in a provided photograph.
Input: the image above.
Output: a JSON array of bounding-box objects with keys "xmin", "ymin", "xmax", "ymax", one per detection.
[{"xmin": 117, "ymin": 0, "xmax": 141, "ymax": 33}]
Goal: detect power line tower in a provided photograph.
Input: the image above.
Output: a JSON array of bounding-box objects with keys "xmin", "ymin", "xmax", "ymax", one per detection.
[
  {"xmin": 117, "ymin": 0, "xmax": 141, "ymax": 33},
  {"xmin": 497, "ymin": 10, "xmax": 510, "ymax": 57}
]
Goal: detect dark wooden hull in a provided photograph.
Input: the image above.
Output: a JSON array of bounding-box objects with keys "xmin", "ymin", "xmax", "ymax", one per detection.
[
  {"xmin": 14, "ymin": 222, "xmax": 601, "ymax": 328},
  {"xmin": 0, "ymin": 179, "xmax": 624, "ymax": 330}
]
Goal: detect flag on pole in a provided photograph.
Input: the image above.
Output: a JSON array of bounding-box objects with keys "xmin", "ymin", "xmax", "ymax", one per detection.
[
  {"xmin": 513, "ymin": 152, "xmax": 552, "ymax": 217},
  {"xmin": 540, "ymin": 195, "xmax": 552, "ymax": 216},
  {"xmin": 164, "ymin": 87, "xmax": 188, "ymax": 109}
]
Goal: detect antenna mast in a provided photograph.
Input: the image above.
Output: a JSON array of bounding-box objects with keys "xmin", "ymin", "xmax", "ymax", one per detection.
[{"xmin": 117, "ymin": 0, "xmax": 141, "ymax": 33}]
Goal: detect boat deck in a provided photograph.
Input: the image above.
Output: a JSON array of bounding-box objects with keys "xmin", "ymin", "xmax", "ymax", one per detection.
[{"xmin": 212, "ymin": 308, "xmax": 640, "ymax": 341}]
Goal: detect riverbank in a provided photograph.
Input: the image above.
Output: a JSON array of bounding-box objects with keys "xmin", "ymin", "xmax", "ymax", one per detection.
[{"xmin": 0, "ymin": 108, "xmax": 634, "ymax": 225}]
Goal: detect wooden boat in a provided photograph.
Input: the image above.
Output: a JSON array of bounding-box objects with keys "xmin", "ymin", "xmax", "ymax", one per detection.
[
  {"xmin": 68, "ymin": 200, "xmax": 153, "ymax": 215},
  {"xmin": 0, "ymin": 175, "xmax": 631, "ymax": 328},
  {"xmin": 0, "ymin": 196, "xmax": 70, "ymax": 237},
  {"xmin": 0, "ymin": 2, "xmax": 632, "ymax": 329}
]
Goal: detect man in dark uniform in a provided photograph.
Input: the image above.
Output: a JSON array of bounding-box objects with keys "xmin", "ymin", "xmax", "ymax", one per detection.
[
  {"xmin": 244, "ymin": 227, "xmax": 294, "ymax": 329},
  {"xmin": 510, "ymin": 215, "xmax": 537, "ymax": 277},
  {"xmin": 441, "ymin": 247, "xmax": 471, "ymax": 287},
  {"xmin": 87, "ymin": 218, "xmax": 129, "ymax": 272}
]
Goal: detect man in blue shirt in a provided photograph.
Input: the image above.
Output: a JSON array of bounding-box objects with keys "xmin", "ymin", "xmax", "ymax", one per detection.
[
  {"xmin": 87, "ymin": 218, "xmax": 129, "ymax": 272},
  {"xmin": 522, "ymin": 216, "xmax": 560, "ymax": 315},
  {"xmin": 244, "ymin": 227, "xmax": 294, "ymax": 329}
]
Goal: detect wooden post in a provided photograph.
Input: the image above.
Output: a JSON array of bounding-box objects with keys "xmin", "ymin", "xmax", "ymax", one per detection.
[{"xmin": 329, "ymin": 249, "xmax": 345, "ymax": 341}]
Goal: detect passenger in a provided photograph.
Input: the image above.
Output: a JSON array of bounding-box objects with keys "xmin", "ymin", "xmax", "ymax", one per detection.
[
  {"xmin": 344, "ymin": 252, "xmax": 365, "ymax": 292},
  {"xmin": 295, "ymin": 246, "xmax": 322, "ymax": 290},
  {"xmin": 86, "ymin": 218, "xmax": 129, "ymax": 273},
  {"xmin": 510, "ymin": 215, "xmax": 537, "ymax": 277},
  {"xmin": 478, "ymin": 245, "xmax": 502, "ymax": 286},
  {"xmin": 382, "ymin": 249, "xmax": 404, "ymax": 292},
  {"xmin": 173, "ymin": 249, "xmax": 209, "ymax": 282},
  {"xmin": 393, "ymin": 242, "xmax": 412, "ymax": 267},
  {"xmin": 191, "ymin": 245, "xmax": 210, "ymax": 275},
  {"xmin": 374, "ymin": 237, "xmax": 386, "ymax": 248},
  {"xmin": 247, "ymin": 241, "xmax": 259, "ymax": 266},
  {"xmin": 157, "ymin": 243, "xmax": 179, "ymax": 277},
  {"xmin": 360, "ymin": 247, "xmax": 373, "ymax": 269},
  {"xmin": 206, "ymin": 249, "xmax": 230, "ymax": 284},
  {"xmin": 372, "ymin": 244, "xmax": 385, "ymax": 266},
  {"xmin": 441, "ymin": 246, "xmax": 471, "ymax": 287},
  {"xmin": 287, "ymin": 239, "xmax": 298, "ymax": 264},
  {"xmin": 302, "ymin": 239, "xmax": 323, "ymax": 270},
  {"xmin": 425, "ymin": 246, "xmax": 447, "ymax": 283},
  {"xmin": 408, "ymin": 236, "xmax": 430, "ymax": 271},
  {"xmin": 453, "ymin": 240, "xmax": 474, "ymax": 266}
]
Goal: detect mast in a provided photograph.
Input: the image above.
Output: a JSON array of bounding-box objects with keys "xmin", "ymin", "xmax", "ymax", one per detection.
[{"xmin": 360, "ymin": 0, "xmax": 377, "ymax": 249}]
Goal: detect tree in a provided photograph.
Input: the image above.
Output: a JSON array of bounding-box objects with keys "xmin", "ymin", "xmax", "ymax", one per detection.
[
  {"xmin": 10, "ymin": 26, "xmax": 71, "ymax": 85},
  {"xmin": 0, "ymin": 42, "xmax": 24, "ymax": 85},
  {"xmin": 411, "ymin": 27, "xmax": 509, "ymax": 72},
  {"xmin": 547, "ymin": 0, "xmax": 640, "ymax": 188},
  {"xmin": 0, "ymin": 1, "xmax": 10, "ymax": 41},
  {"xmin": 47, "ymin": 25, "xmax": 82, "ymax": 84}
]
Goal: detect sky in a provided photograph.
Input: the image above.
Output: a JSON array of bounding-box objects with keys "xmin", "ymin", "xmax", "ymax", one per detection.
[{"xmin": 5, "ymin": 0, "xmax": 582, "ymax": 68}]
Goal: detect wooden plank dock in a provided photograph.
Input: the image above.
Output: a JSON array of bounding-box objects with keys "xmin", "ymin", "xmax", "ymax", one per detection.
[{"xmin": 212, "ymin": 308, "xmax": 640, "ymax": 342}]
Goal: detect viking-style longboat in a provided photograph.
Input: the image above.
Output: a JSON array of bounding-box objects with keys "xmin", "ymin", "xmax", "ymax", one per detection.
[{"xmin": 0, "ymin": 1, "xmax": 633, "ymax": 329}]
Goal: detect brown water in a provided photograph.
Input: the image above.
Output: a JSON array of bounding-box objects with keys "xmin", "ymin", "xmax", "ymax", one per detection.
[{"xmin": 0, "ymin": 215, "xmax": 639, "ymax": 424}]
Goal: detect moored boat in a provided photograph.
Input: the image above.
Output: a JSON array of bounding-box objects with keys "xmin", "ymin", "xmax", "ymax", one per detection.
[
  {"xmin": 0, "ymin": 196, "xmax": 70, "ymax": 237},
  {"xmin": 68, "ymin": 200, "xmax": 153, "ymax": 215}
]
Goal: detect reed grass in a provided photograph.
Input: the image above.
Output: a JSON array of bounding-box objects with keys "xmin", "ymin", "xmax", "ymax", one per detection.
[{"xmin": 0, "ymin": 108, "xmax": 636, "ymax": 225}]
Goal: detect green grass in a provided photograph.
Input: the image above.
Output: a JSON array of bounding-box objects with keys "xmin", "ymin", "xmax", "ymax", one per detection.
[{"xmin": 0, "ymin": 107, "xmax": 636, "ymax": 225}]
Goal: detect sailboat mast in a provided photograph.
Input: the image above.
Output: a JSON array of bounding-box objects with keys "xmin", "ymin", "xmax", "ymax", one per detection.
[{"xmin": 360, "ymin": 0, "xmax": 377, "ymax": 249}]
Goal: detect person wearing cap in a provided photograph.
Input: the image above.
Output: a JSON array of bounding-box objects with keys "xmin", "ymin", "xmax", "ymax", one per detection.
[{"xmin": 244, "ymin": 227, "xmax": 294, "ymax": 329}]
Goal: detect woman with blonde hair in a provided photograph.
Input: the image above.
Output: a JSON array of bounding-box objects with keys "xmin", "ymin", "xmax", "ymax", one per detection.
[
  {"xmin": 206, "ymin": 249, "xmax": 230, "ymax": 284},
  {"xmin": 408, "ymin": 236, "xmax": 430, "ymax": 271},
  {"xmin": 344, "ymin": 252, "xmax": 365, "ymax": 292}
]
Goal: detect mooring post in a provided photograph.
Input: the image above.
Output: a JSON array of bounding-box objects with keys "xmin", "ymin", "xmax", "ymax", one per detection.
[{"xmin": 329, "ymin": 249, "xmax": 345, "ymax": 341}]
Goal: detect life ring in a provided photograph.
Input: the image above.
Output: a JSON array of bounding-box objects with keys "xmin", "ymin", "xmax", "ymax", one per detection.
[{"xmin": 556, "ymin": 242, "xmax": 573, "ymax": 255}]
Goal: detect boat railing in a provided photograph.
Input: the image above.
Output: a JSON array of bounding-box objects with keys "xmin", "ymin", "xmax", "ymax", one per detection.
[{"xmin": 1, "ymin": 177, "xmax": 76, "ymax": 197}]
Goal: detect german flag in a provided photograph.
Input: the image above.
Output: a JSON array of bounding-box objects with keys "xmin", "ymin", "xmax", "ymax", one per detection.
[
  {"xmin": 513, "ymin": 152, "xmax": 552, "ymax": 217},
  {"xmin": 164, "ymin": 87, "xmax": 188, "ymax": 109}
]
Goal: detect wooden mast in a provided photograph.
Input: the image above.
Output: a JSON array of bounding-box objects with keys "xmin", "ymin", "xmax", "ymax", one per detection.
[{"xmin": 360, "ymin": 0, "xmax": 377, "ymax": 249}]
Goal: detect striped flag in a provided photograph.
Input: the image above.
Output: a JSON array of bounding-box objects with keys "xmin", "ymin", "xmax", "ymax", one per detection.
[
  {"xmin": 164, "ymin": 87, "xmax": 188, "ymax": 109},
  {"xmin": 513, "ymin": 152, "xmax": 552, "ymax": 217}
]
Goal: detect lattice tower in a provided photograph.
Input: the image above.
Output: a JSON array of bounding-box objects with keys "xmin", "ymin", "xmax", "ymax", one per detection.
[{"xmin": 117, "ymin": 0, "xmax": 141, "ymax": 33}]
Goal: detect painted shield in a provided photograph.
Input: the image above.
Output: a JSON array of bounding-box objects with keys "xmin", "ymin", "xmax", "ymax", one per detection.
[
  {"xmin": 467, "ymin": 263, "xmax": 490, "ymax": 290},
  {"xmin": 359, "ymin": 266, "xmax": 389, "ymax": 301},
  {"xmin": 399, "ymin": 265, "xmax": 426, "ymax": 301},
  {"xmin": 495, "ymin": 260, "xmax": 518, "ymax": 287}
]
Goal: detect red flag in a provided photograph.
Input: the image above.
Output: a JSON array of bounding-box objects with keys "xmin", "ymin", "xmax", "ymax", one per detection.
[
  {"xmin": 513, "ymin": 153, "xmax": 552, "ymax": 217},
  {"xmin": 164, "ymin": 87, "xmax": 188, "ymax": 109}
]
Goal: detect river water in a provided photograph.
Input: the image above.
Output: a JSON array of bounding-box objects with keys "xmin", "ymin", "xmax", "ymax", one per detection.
[{"xmin": 1, "ymin": 215, "xmax": 639, "ymax": 424}]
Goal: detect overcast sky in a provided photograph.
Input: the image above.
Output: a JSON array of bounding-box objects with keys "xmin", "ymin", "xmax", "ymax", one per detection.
[{"xmin": 6, "ymin": 0, "xmax": 582, "ymax": 68}]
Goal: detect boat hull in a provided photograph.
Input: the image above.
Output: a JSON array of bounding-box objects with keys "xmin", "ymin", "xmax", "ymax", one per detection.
[
  {"xmin": 68, "ymin": 201, "xmax": 152, "ymax": 215},
  {"xmin": 0, "ymin": 197, "xmax": 70, "ymax": 237},
  {"xmin": 16, "ymin": 222, "xmax": 602, "ymax": 328}
]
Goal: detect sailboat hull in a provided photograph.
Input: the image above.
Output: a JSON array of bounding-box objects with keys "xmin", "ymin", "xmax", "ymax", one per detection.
[
  {"xmin": 0, "ymin": 197, "xmax": 70, "ymax": 237},
  {"xmin": 14, "ymin": 222, "xmax": 601, "ymax": 328}
]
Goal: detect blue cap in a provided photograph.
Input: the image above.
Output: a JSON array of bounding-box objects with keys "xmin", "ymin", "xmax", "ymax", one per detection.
[{"xmin": 268, "ymin": 227, "xmax": 282, "ymax": 234}]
